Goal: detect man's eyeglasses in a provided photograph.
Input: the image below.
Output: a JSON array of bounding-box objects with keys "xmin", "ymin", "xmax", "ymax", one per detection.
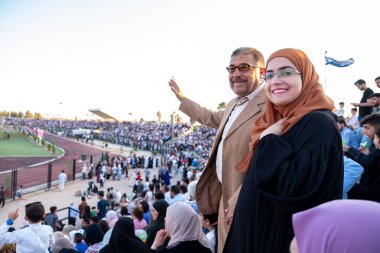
[
  {"xmin": 265, "ymin": 68, "xmax": 301, "ymax": 81},
  {"xmin": 226, "ymin": 64, "xmax": 259, "ymax": 73}
]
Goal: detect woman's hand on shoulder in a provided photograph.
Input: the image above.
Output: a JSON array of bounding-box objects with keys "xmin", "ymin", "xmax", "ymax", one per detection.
[{"xmin": 260, "ymin": 118, "xmax": 287, "ymax": 139}]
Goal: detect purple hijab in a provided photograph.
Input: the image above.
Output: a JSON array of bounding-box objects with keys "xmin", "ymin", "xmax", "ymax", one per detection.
[{"xmin": 292, "ymin": 200, "xmax": 380, "ymax": 253}]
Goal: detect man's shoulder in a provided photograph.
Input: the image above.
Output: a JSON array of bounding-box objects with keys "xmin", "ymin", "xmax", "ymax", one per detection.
[{"xmin": 364, "ymin": 88, "xmax": 374, "ymax": 95}]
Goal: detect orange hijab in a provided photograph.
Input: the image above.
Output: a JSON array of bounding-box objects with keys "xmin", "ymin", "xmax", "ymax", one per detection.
[{"xmin": 236, "ymin": 48, "xmax": 334, "ymax": 172}]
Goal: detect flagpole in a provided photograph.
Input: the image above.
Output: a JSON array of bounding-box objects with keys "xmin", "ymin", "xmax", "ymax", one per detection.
[{"xmin": 324, "ymin": 51, "xmax": 327, "ymax": 92}]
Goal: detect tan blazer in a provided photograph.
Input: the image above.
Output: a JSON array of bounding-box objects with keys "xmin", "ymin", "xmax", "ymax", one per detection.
[
  {"xmin": 180, "ymin": 89, "xmax": 266, "ymax": 212},
  {"xmin": 180, "ymin": 90, "xmax": 266, "ymax": 251}
]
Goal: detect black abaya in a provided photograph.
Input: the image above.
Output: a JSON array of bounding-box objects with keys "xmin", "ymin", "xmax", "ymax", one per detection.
[{"xmin": 223, "ymin": 111, "xmax": 343, "ymax": 253}]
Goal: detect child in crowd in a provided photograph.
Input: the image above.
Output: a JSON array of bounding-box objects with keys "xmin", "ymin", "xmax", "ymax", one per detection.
[
  {"xmin": 132, "ymin": 207, "xmax": 148, "ymax": 230},
  {"xmin": 90, "ymin": 206, "xmax": 97, "ymax": 217},
  {"xmin": 201, "ymin": 213, "xmax": 218, "ymax": 253},
  {"xmin": 0, "ymin": 202, "xmax": 54, "ymax": 252},
  {"xmin": 16, "ymin": 185, "xmax": 25, "ymax": 201}
]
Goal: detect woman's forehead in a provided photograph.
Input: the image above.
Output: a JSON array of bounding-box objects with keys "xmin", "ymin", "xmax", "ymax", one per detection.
[{"xmin": 267, "ymin": 57, "xmax": 296, "ymax": 70}]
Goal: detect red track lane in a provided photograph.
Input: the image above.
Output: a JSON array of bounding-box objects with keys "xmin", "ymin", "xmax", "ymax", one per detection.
[
  {"xmin": 0, "ymin": 157, "xmax": 54, "ymax": 171},
  {"xmin": 0, "ymin": 133, "xmax": 104, "ymax": 191}
]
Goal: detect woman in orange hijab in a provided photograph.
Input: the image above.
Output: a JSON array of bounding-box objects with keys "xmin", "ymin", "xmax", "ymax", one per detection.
[{"xmin": 223, "ymin": 48, "xmax": 344, "ymax": 253}]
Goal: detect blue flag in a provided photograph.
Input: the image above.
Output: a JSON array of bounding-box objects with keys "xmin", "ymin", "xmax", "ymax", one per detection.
[{"xmin": 325, "ymin": 56, "xmax": 354, "ymax": 67}]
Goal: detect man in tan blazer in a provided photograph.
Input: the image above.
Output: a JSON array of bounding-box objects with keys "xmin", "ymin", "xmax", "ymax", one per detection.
[{"xmin": 169, "ymin": 47, "xmax": 266, "ymax": 252}]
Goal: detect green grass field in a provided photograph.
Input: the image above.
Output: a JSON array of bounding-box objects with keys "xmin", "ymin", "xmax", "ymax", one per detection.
[{"xmin": 0, "ymin": 129, "xmax": 62, "ymax": 157}]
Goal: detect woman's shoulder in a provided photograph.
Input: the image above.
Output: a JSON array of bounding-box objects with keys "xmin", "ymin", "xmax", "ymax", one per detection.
[
  {"xmin": 302, "ymin": 110, "xmax": 336, "ymax": 124},
  {"xmin": 288, "ymin": 110, "xmax": 339, "ymax": 142},
  {"xmin": 296, "ymin": 110, "xmax": 337, "ymax": 132}
]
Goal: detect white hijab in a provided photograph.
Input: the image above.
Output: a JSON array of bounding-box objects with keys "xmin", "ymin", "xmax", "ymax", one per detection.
[
  {"xmin": 106, "ymin": 210, "xmax": 118, "ymax": 228},
  {"xmin": 165, "ymin": 202, "xmax": 210, "ymax": 249}
]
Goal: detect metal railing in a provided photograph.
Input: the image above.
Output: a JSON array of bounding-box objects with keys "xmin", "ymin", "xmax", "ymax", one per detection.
[
  {"xmin": 56, "ymin": 206, "xmax": 81, "ymax": 225},
  {"xmin": 0, "ymin": 154, "xmax": 99, "ymax": 200}
]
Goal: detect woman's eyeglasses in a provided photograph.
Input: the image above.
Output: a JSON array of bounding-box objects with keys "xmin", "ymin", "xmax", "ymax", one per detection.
[{"xmin": 265, "ymin": 67, "xmax": 301, "ymax": 81}]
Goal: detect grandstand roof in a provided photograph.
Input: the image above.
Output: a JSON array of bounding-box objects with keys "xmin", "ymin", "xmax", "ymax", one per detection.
[{"xmin": 88, "ymin": 109, "xmax": 118, "ymax": 121}]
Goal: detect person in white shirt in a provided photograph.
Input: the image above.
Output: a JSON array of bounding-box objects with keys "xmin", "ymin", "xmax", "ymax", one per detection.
[
  {"xmin": 143, "ymin": 179, "xmax": 150, "ymax": 192},
  {"xmin": 58, "ymin": 170, "xmax": 67, "ymax": 192},
  {"xmin": 187, "ymin": 168, "xmax": 194, "ymax": 180},
  {"xmin": 346, "ymin": 107, "xmax": 360, "ymax": 129},
  {"xmin": 82, "ymin": 163, "xmax": 88, "ymax": 180},
  {"xmin": 0, "ymin": 202, "xmax": 54, "ymax": 253},
  {"xmin": 169, "ymin": 185, "xmax": 187, "ymax": 205},
  {"xmin": 179, "ymin": 184, "xmax": 191, "ymax": 201},
  {"xmin": 114, "ymin": 189, "xmax": 121, "ymax": 204},
  {"xmin": 143, "ymin": 184, "xmax": 154, "ymax": 206},
  {"xmin": 334, "ymin": 102, "xmax": 345, "ymax": 117}
]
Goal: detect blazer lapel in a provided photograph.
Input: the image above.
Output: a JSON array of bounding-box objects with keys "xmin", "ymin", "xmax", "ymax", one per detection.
[
  {"xmin": 208, "ymin": 101, "xmax": 236, "ymax": 159},
  {"xmin": 214, "ymin": 101, "xmax": 236, "ymax": 140},
  {"xmin": 224, "ymin": 89, "xmax": 266, "ymax": 140}
]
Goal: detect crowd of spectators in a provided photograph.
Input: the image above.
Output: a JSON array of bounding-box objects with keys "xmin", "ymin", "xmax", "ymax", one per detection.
[
  {"xmin": 0, "ymin": 151, "xmax": 215, "ymax": 253},
  {"xmin": 3, "ymin": 118, "xmax": 216, "ymax": 164},
  {"xmin": 2, "ymin": 76, "xmax": 380, "ymax": 253}
]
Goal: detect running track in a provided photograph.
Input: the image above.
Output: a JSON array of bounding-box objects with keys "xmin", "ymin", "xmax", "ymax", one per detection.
[{"xmin": 0, "ymin": 133, "xmax": 103, "ymax": 192}]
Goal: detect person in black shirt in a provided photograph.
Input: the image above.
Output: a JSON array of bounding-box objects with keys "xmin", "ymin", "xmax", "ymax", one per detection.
[
  {"xmin": 97, "ymin": 191, "xmax": 109, "ymax": 219},
  {"xmin": 351, "ymin": 79, "xmax": 374, "ymax": 121}
]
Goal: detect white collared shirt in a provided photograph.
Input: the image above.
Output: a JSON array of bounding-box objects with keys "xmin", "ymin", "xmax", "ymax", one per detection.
[
  {"xmin": 215, "ymin": 84, "xmax": 264, "ymax": 182},
  {"xmin": 0, "ymin": 222, "xmax": 54, "ymax": 253}
]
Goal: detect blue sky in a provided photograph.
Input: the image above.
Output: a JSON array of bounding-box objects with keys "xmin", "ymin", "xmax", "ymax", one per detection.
[{"xmin": 1, "ymin": 0, "xmax": 379, "ymax": 121}]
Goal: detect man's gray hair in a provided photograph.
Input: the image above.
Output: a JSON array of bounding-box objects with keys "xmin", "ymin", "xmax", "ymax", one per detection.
[{"xmin": 231, "ymin": 47, "xmax": 265, "ymax": 68}]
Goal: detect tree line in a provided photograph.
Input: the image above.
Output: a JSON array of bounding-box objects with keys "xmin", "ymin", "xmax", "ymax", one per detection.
[{"xmin": 1, "ymin": 110, "xmax": 43, "ymax": 119}]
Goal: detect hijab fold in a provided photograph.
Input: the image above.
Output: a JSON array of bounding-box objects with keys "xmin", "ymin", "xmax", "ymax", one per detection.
[{"xmin": 236, "ymin": 48, "xmax": 334, "ymax": 172}]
